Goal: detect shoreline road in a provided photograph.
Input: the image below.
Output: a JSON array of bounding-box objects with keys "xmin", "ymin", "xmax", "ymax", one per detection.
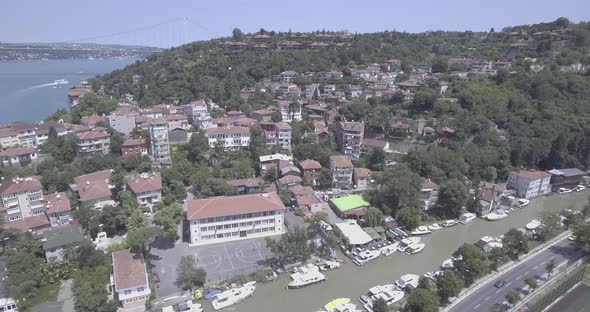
[{"xmin": 448, "ymin": 237, "xmax": 585, "ymax": 312}]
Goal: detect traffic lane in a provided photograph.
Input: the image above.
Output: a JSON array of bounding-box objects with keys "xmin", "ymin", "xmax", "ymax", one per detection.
[{"xmin": 450, "ymin": 238, "xmax": 578, "ymax": 311}]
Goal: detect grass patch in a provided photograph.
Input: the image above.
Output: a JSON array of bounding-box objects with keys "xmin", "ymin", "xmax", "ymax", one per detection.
[{"xmin": 22, "ymin": 284, "xmax": 60, "ymax": 310}]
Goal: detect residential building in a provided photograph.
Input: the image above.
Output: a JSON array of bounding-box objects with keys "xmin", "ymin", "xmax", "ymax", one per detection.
[
  {"xmin": 67, "ymin": 85, "xmax": 92, "ymax": 107},
  {"xmin": 276, "ymin": 122, "xmax": 292, "ymax": 152},
  {"xmin": 335, "ymin": 121, "xmax": 365, "ymax": 160},
  {"xmin": 164, "ymin": 114, "xmax": 190, "ymax": 130},
  {"xmin": 305, "ymin": 84, "xmax": 320, "ymax": 99},
  {"xmin": 125, "ymin": 172, "xmax": 162, "ymax": 208},
  {"xmin": 329, "ymin": 195, "xmax": 370, "ymax": 219},
  {"xmin": 353, "ymin": 168, "xmax": 371, "ymax": 190},
  {"xmin": 148, "ymin": 119, "xmax": 171, "ymax": 165},
  {"xmin": 259, "ymin": 153, "xmax": 292, "ymax": 175},
  {"xmin": 45, "ymin": 192, "xmax": 71, "ymax": 227},
  {"xmin": 420, "ymin": 179, "xmax": 439, "ymax": 211},
  {"xmin": 0, "ymin": 177, "xmax": 45, "ymax": 222},
  {"xmin": 33, "ymin": 121, "xmax": 68, "ymax": 146},
  {"xmin": 71, "ymin": 170, "xmax": 115, "ymax": 209},
  {"xmin": 80, "ymin": 114, "xmax": 106, "ymax": 128},
  {"xmin": 278, "ymin": 100, "xmax": 302, "ymax": 122},
  {"xmin": 76, "ymin": 128, "xmax": 111, "ymax": 155},
  {"xmin": 183, "ymin": 100, "xmax": 212, "ymax": 130},
  {"xmin": 280, "ymin": 165, "xmax": 301, "ymax": 177},
  {"xmin": 299, "ymin": 159, "xmax": 322, "ymax": 187},
  {"xmin": 168, "ymin": 128, "xmax": 189, "ymax": 144},
  {"xmin": 547, "ymin": 168, "xmax": 588, "ymax": 189},
  {"xmin": 0, "ymin": 147, "xmax": 37, "ymax": 167},
  {"xmin": 42, "ymin": 224, "xmax": 85, "ymax": 261},
  {"xmin": 187, "ymin": 192, "xmax": 286, "ymax": 246},
  {"xmin": 251, "ymin": 108, "xmax": 274, "ymax": 122},
  {"xmin": 330, "ymin": 155, "xmax": 353, "ymax": 190},
  {"xmin": 112, "ymin": 250, "xmax": 151, "ymax": 310},
  {"xmin": 206, "ymin": 126, "xmax": 250, "ymax": 149},
  {"xmin": 0, "ymin": 128, "xmax": 19, "ymax": 150},
  {"xmin": 478, "ymin": 182, "xmax": 507, "ymax": 216},
  {"xmin": 279, "ymin": 71, "xmax": 298, "ymax": 83},
  {"xmin": 348, "ymin": 85, "xmax": 363, "ymax": 98},
  {"xmin": 277, "ymin": 175, "xmax": 303, "ymax": 191},
  {"xmin": 9, "ymin": 123, "xmax": 36, "ymax": 147},
  {"xmin": 225, "ymin": 178, "xmax": 262, "ymax": 194},
  {"xmin": 106, "ymin": 108, "xmax": 139, "ymax": 135},
  {"xmin": 3, "ymin": 215, "xmax": 50, "ymax": 236},
  {"xmin": 507, "ymin": 170, "xmax": 552, "ymax": 199},
  {"xmin": 121, "ymin": 138, "xmax": 148, "ymax": 157}
]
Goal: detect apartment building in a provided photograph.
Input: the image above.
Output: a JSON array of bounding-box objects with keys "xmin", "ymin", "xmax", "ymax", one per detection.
[
  {"xmin": 330, "ymin": 155, "xmax": 353, "ymax": 190},
  {"xmin": 80, "ymin": 114, "xmax": 106, "ymax": 128},
  {"xmin": 278, "ymin": 100, "xmax": 302, "ymax": 122},
  {"xmin": 353, "ymin": 168, "xmax": 371, "ymax": 190},
  {"xmin": 121, "ymin": 137, "xmax": 148, "ymax": 157},
  {"xmin": 71, "ymin": 170, "xmax": 115, "ymax": 209},
  {"xmin": 45, "ymin": 192, "xmax": 71, "ymax": 227},
  {"xmin": 335, "ymin": 121, "xmax": 365, "ymax": 160},
  {"xmin": 206, "ymin": 126, "xmax": 251, "ymax": 149},
  {"xmin": 76, "ymin": 128, "xmax": 111, "ymax": 155},
  {"xmin": 9, "ymin": 123, "xmax": 36, "ymax": 147},
  {"xmin": 0, "ymin": 128, "xmax": 19, "ymax": 150},
  {"xmin": 420, "ymin": 179, "xmax": 439, "ymax": 211},
  {"xmin": 183, "ymin": 100, "xmax": 212, "ymax": 130},
  {"xmin": 107, "ymin": 108, "xmax": 139, "ymax": 135},
  {"xmin": 275, "ymin": 122, "xmax": 292, "ymax": 152},
  {"xmin": 125, "ymin": 172, "xmax": 162, "ymax": 208},
  {"xmin": 112, "ymin": 250, "xmax": 151, "ymax": 310},
  {"xmin": 148, "ymin": 119, "xmax": 171, "ymax": 165},
  {"xmin": 164, "ymin": 114, "xmax": 190, "ymax": 130},
  {"xmin": 299, "ymin": 159, "xmax": 322, "ymax": 187},
  {"xmin": 0, "ymin": 177, "xmax": 45, "ymax": 223},
  {"xmin": 507, "ymin": 170, "xmax": 552, "ymax": 199},
  {"xmin": 34, "ymin": 121, "xmax": 68, "ymax": 146},
  {"xmin": 187, "ymin": 192, "xmax": 286, "ymax": 246},
  {"xmin": 0, "ymin": 147, "xmax": 37, "ymax": 167}
]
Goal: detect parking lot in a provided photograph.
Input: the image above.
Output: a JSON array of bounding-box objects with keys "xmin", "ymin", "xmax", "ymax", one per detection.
[{"xmin": 151, "ymin": 237, "xmax": 275, "ymax": 298}]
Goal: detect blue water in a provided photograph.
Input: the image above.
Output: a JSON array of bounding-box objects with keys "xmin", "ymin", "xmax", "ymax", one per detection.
[{"xmin": 0, "ymin": 58, "xmax": 136, "ymax": 124}]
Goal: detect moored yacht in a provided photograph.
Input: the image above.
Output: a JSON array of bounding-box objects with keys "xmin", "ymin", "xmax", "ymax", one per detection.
[
  {"xmin": 395, "ymin": 274, "xmax": 419, "ymax": 290},
  {"xmin": 211, "ymin": 281, "xmax": 256, "ymax": 310},
  {"xmin": 361, "ymin": 284, "xmax": 405, "ymax": 312},
  {"xmin": 410, "ymin": 226, "xmax": 432, "ymax": 235},
  {"xmin": 288, "ymin": 264, "xmax": 326, "ymax": 289},
  {"xmin": 516, "ymin": 198, "xmax": 530, "ymax": 208},
  {"xmin": 459, "ymin": 213, "xmax": 476, "ymax": 224},
  {"xmin": 353, "ymin": 249, "xmax": 381, "ymax": 266},
  {"xmin": 486, "ymin": 210, "xmax": 508, "ymax": 221},
  {"xmin": 380, "ymin": 242, "xmax": 398, "ymax": 256},
  {"xmin": 405, "ymin": 242, "xmax": 425, "ymax": 255},
  {"xmin": 442, "ymin": 219, "xmax": 458, "ymax": 227},
  {"xmin": 319, "ymin": 260, "xmax": 341, "ymax": 271},
  {"xmin": 397, "ymin": 237, "xmax": 420, "ymax": 252},
  {"xmin": 525, "ymin": 219, "xmax": 542, "ymax": 230},
  {"xmin": 322, "ymin": 298, "xmax": 362, "ymax": 312},
  {"xmin": 428, "ymin": 223, "xmax": 442, "ymax": 231}
]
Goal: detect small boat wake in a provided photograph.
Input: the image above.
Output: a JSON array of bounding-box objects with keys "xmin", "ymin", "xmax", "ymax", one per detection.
[{"xmin": 24, "ymin": 79, "xmax": 70, "ymax": 90}]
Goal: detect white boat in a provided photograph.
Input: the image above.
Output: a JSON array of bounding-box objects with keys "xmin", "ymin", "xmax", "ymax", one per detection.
[
  {"xmin": 53, "ymin": 79, "xmax": 69, "ymax": 85},
  {"xmin": 459, "ymin": 213, "xmax": 476, "ymax": 224},
  {"xmin": 441, "ymin": 258, "xmax": 455, "ymax": 269},
  {"xmin": 428, "ymin": 223, "xmax": 442, "ymax": 231},
  {"xmin": 319, "ymin": 260, "xmax": 341, "ymax": 271},
  {"xmin": 516, "ymin": 199, "xmax": 530, "ymax": 208},
  {"xmin": 405, "ymin": 243, "xmax": 425, "ymax": 255},
  {"xmin": 558, "ymin": 187, "xmax": 573, "ymax": 194},
  {"xmin": 380, "ymin": 242, "xmax": 398, "ymax": 256},
  {"xmin": 486, "ymin": 210, "xmax": 508, "ymax": 221},
  {"xmin": 211, "ymin": 281, "xmax": 256, "ymax": 310},
  {"xmin": 395, "ymin": 274, "xmax": 419, "ymax": 290},
  {"xmin": 288, "ymin": 264, "xmax": 326, "ymax": 289},
  {"xmin": 353, "ymin": 249, "xmax": 381, "ymax": 266},
  {"xmin": 442, "ymin": 219, "xmax": 458, "ymax": 227},
  {"xmin": 323, "ymin": 298, "xmax": 362, "ymax": 312},
  {"xmin": 424, "ymin": 271, "xmax": 442, "ymax": 280},
  {"xmin": 410, "ymin": 226, "xmax": 432, "ymax": 235},
  {"xmin": 361, "ymin": 284, "xmax": 405, "ymax": 311},
  {"xmin": 525, "ymin": 219, "xmax": 542, "ymax": 230},
  {"xmin": 398, "ymin": 237, "xmax": 421, "ymax": 252},
  {"xmin": 574, "ymin": 185, "xmax": 586, "ymax": 192}
]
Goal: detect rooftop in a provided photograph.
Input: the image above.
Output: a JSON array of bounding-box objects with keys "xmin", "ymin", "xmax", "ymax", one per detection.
[
  {"xmin": 299, "ymin": 159, "xmax": 322, "ymax": 170},
  {"xmin": 0, "ymin": 147, "xmax": 36, "ymax": 157},
  {"xmin": 0, "ymin": 177, "xmax": 42, "ymax": 196},
  {"xmin": 330, "ymin": 155, "xmax": 353, "ymax": 168},
  {"xmin": 334, "ymin": 220, "xmax": 373, "ymax": 245},
  {"xmin": 225, "ymin": 178, "xmax": 261, "ymax": 188},
  {"xmin": 45, "ymin": 192, "xmax": 71, "ymax": 214},
  {"xmin": 547, "ymin": 168, "xmax": 588, "ymax": 177},
  {"xmin": 187, "ymin": 192, "xmax": 286, "ymax": 220},
  {"xmin": 510, "ymin": 170, "xmax": 552, "ymax": 180},
  {"xmin": 206, "ymin": 126, "xmax": 249, "ymax": 136},
  {"xmin": 125, "ymin": 172, "xmax": 162, "ymax": 193},
  {"xmin": 330, "ymin": 195, "xmax": 370, "ymax": 212},
  {"xmin": 73, "ymin": 170, "xmax": 112, "ymax": 202},
  {"xmin": 5, "ymin": 215, "xmax": 50, "ymax": 233},
  {"xmin": 42, "ymin": 224, "xmax": 84, "ymax": 251},
  {"xmin": 112, "ymin": 250, "xmax": 148, "ymax": 290}
]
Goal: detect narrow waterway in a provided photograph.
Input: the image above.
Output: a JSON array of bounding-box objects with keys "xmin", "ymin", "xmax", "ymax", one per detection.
[{"xmin": 225, "ymin": 192, "xmax": 588, "ymax": 312}]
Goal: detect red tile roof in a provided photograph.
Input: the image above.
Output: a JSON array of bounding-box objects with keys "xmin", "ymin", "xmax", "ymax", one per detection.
[
  {"xmin": 299, "ymin": 159, "xmax": 322, "ymax": 170},
  {"xmin": 0, "ymin": 128, "xmax": 17, "ymax": 138},
  {"xmin": 206, "ymin": 126, "xmax": 250, "ymax": 136},
  {"xmin": 0, "ymin": 147, "xmax": 36, "ymax": 157},
  {"xmin": 187, "ymin": 100, "xmax": 206, "ymax": 107},
  {"xmin": 5, "ymin": 215, "xmax": 50, "ymax": 233},
  {"xmin": 45, "ymin": 192, "xmax": 71, "ymax": 214},
  {"xmin": 73, "ymin": 170, "xmax": 112, "ymax": 202},
  {"xmin": 276, "ymin": 122, "xmax": 291, "ymax": 130},
  {"xmin": 353, "ymin": 168, "xmax": 371, "ymax": 178},
  {"xmin": 278, "ymin": 175, "xmax": 303, "ymax": 184},
  {"xmin": 122, "ymin": 138, "xmax": 146, "ymax": 147},
  {"xmin": 290, "ymin": 185, "xmax": 315, "ymax": 197},
  {"xmin": 510, "ymin": 170, "xmax": 551, "ymax": 180},
  {"xmin": 225, "ymin": 178, "xmax": 261, "ymax": 188},
  {"xmin": 81, "ymin": 114, "xmax": 106, "ymax": 124},
  {"xmin": 9, "ymin": 123, "xmax": 35, "ymax": 132},
  {"xmin": 112, "ymin": 250, "xmax": 148, "ymax": 290},
  {"xmin": 125, "ymin": 173, "xmax": 162, "ymax": 193},
  {"xmin": 421, "ymin": 179, "xmax": 438, "ymax": 190},
  {"xmin": 330, "ymin": 155, "xmax": 353, "ymax": 168},
  {"xmin": 187, "ymin": 192, "xmax": 286, "ymax": 220},
  {"xmin": 0, "ymin": 178, "xmax": 42, "ymax": 196},
  {"xmin": 77, "ymin": 130, "xmax": 109, "ymax": 141}
]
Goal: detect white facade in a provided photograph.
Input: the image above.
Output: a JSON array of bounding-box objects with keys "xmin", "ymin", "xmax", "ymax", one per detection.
[
  {"xmin": 107, "ymin": 114, "xmax": 137, "ymax": 135},
  {"xmin": 184, "ymin": 101, "xmax": 212, "ymax": 130},
  {"xmin": 206, "ymin": 127, "xmax": 251, "ymax": 149},
  {"xmin": 148, "ymin": 120, "xmax": 171, "ymax": 165},
  {"xmin": 0, "ymin": 133, "xmax": 19, "ymax": 150},
  {"xmin": 279, "ymin": 102, "xmax": 302, "ymax": 122},
  {"xmin": 0, "ymin": 180, "xmax": 45, "ymax": 222},
  {"xmin": 507, "ymin": 171, "xmax": 552, "ymax": 199}
]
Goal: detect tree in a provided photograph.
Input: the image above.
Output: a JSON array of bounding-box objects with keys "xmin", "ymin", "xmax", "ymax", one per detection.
[
  {"xmin": 505, "ymin": 290, "xmax": 521, "ymax": 306},
  {"xmin": 538, "ymin": 210, "xmax": 562, "ymax": 241},
  {"xmin": 524, "ymin": 276, "xmax": 538, "ymax": 292},
  {"xmin": 573, "ymin": 222, "xmax": 590, "ymax": 253},
  {"xmin": 72, "ymin": 266, "xmax": 115, "ymax": 312},
  {"xmin": 546, "ymin": 259, "xmax": 556, "ymax": 277},
  {"xmin": 403, "ymin": 288, "xmax": 440, "ymax": 312},
  {"xmin": 369, "ymin": 164, "xmax": 421, "ymax": 215},
  {"xmin": 127, "ymin": 226, "xmax": 165, "ymax": 260},
  {"xmin": 127, "ymin": 208, "xmax": 148, "ymax": 230},
  {"xmin": 176, "ymin": 255, "xmax": 207, "ymax": 290},
  {"xmin": 185, "ymin": 132, "xmax": 209, "ymax": 163},
  {"xmin": 366, "ymin": 148, "xmax": 385, "ymax": 171},
  {"xmin": 434, "ymin": 179, "xmax": 468, "ymax": 219},
  {"xmin": 397, "ymin": 207, "xmax": 421, "ymax": 230},
  {"xmin": 582, "ymin": 196, "xmax": 590, "ymax": 217},
  {"xmin": 232, "ymin": 28, "xmax": 244, "ymax": 40},
  {"xmin": 317, "ymin": 168, "xmax": 332, "ymax": 190},
  {"xmin": 453, "ymin": 243, "xmax": 489, "ymax": 285},
  {"xmin": 431, "ymin": 58, "xmax": 448, "ymax": 73},
  {"xmin": 372, "ymin": 297, "xmax": 388, "ymax": 312},
  {"xmin": 436, "ymin": 270, "xmax": 464, "ymax": 304},
  {"xmin": 154, "ymin": 203, "xmax": 185, "ymax": 236},
  {"xmin": 364, "ymin": 207, "xmax": 383, "ymax": 227},
  {"xmin": 502, "ymin": 228, "xmax": 529, "ymax": 260},
  {"xmin": 265, "ymin": 226, "xmax": 314, "ymax": 264},
  {"xmin": 488, "ymin": 247, "xmax": 509, "ymax": 271}
]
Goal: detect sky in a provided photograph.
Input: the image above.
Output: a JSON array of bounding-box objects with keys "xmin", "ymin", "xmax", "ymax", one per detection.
[{"xmin": 1, "ymin": 0, "xmax": 589, "ymax": 48}]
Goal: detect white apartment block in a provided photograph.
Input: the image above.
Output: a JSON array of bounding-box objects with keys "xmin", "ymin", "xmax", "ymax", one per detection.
[
  {"xmin": 10, "ymin": 124, "xmax": 36, "ymax": 147},
  {"xmin": 278, "ymin": 101, "xmax": 302, "ymax": 122},
  {"xmin": 107, "ymin": 108, "xmax": 139, "ymax": 135},
  {"xmin": 148, "ymin": 119, "xmax": 171, "ymax": 165},
  {"xmin": 206, "ymin": 126, "xmax": 251, "ymax": 149},
  {"xmin": 507, "ymin": 170, "xmax": 552, "ymax": 199},
  {"xmin": 276, "ymin": 122, "xmax": 292, "ymax": 152},
  {"xmin": 0, "ymin": 128, "xmax": 19, "ymax": 150},
  {"xmin": 0, "ymin": 147, "xmax": 37, "ymax": 167},
  {"xmin": 0, "ymin": 177, "xmax": 45, "ymax": 222},
  {"xmin": 187, "ymin": 192, "xmax": 286, "ymax": 246},
  {"xmin": 76, "ymin": 129, "xmax": 111, "ymax": 155},
  {"xmin": 330, "ymin": 155, "xmax": 354, "ymax": 190},
  {"xmin": 183, "ymin": 100, "xmax": 212, "ymax": 130},
  {"xmin": 112, "ymin": 250, "xmax": 151, "ymax": 310}
]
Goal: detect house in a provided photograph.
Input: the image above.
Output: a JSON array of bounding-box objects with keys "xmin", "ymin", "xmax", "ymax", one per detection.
[
  {"xmin": 361, "ymin": 138, "xmax": 389, "ymax": 154},
  {"xmin": 0, "ymin": 147, "xmax": 37, "ymax": 167},
  {"xmin": 0, "ymin": 177, "xmax": 45, "ymax": 223},
  {"xmin": 76, "ymin": 128, "xmax": 110, "ymax": 155},
  {"xmin": 353, "ymin": 168, "xmax": 371, "ymax": 190},
  {"xmin": 187, "ymin": 192, "xmax": 286, "ymax": 246},
  {"xmin": 226, "ymin": 178, "xmax": 262, "ymax": 194},
  {"xmin": 80, "ymin": 114, "xmax": 106, "ymax": 128},
  {"xmin": 548, "ymin": 168, "xmax": 588, "ymax": 189},
  {"xmin": 507, "ymin": 170, "xmax": 552, "ymax": 199},
  {"xmin": 280, "ymin": 165, "xmax": 301, "ymax": 177},
  {"xmin": 106, "ymin": 108, "xmax": 139, "ymax": 135},
  {"xmin": 168, "ymin": 127, "xmax": 189, "ymax": 144},
  {"xmin": 0, "ymin": 128, "xmax": 19, "ymax": 150},
  {"xmin": 278, "ymin": 100, "xmax": 302, "ymax": 122},
  {"xmin": 329, "ymin": 195, "xmax": 370, "ymax": 218},
  {"xmin": 71, "ymin": 170, "xmax": 114, "ymax": 209},
  {"xmin": 148, "ymin": 119, "xmax": 171, "ymax": 165},
  {"xmin": 121, "ymin": 137, "xmax": 147, "ymax": 157},
  {"xmin": 299, "ymin": 159, "xmax": 322, "ymax": 187},
  {"xmin": 335, "ymin": 121, "xmax": 364, "ymax": 160},
  {"xmin": 422, "ymin": 126, "xmax": 435, "ymax": 136},
  {"xmin": 277, "ymin": 175, "xmax": 303, "ymax": 191},
  {"xmin": 305, "ymin": 84, "xmax": 320, "ymax": 99},
  {"xmin": 279, "ymin": 71, "xmax": 298, "ymax": 83},
  {"xmin": 34, "ymin": 121, "xmax": 68, "ymax": 146},
  {"xmin": 420, "ymin": 179, "xmax": 439, "ymax": 211},
  {"xmin": 112, "ymin": 250, "xmax": 151, "ymax": 310},
  {"xmin": 276, "ymin": 122, "xmax": 292, "ymax": 152},
  {"xmin": 348, "ymin": 85, "xmax": 363, "ymax": 98},
  {"xmin": 67, "ymin": 85, "xmax": 92, "ymax": 107},
  {"xmin": 125, "ymin": 172, "xmax": 162, "ymax": 208},
  {"xmin": 139, "ymin": 107, "xmax": 166, "ymax": 119},
  {"xmin": 313, "ymin": 120, "xmax": 329, "ymax": 140},
  {"xmin": 227, "ymin": 111, "xmax": 246, "ymax": 119},
  {"xmin": 206, "ymin": 126, "xmax": 251, "ymax": 149},
  {"xmin": 9, "ymin": 123, "xmax": 36, "ymax": 147},
  {"xmin": 251, "ymin": 108, "xmax": 274, "ymax": 122},
  {"xmin": 42, "ymin": 224, "xmax": 85, "ymax": 261},
  {"xmin": 183, "ymin": 100, "xmax": 212, "ymax": 130},
  {"xmin": 330, "ymin": 155, "xmax": 353, "ymax": 190},
  {"xmin": 45, "ymin": 192, "xmax": 71, "ymax": 227},
  {"xmin": 3, "ymin": 215, "xmax": 51, "ymax": 236},
  {"xmin": 259, "ymin": 153, "xmax": 292, "ymax": 175},
  {"xmin": 324, "ymin": 85, "xmax": 336, "ymax": 94},
  {"xmin": 164, "ymin": 114, "xmax": 190, "ymax": 130}
]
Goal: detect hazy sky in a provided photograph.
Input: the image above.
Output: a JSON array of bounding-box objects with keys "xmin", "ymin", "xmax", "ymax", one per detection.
[{"xmin": 1, "ymin": 0, "xmax": 588, "ymax": 47}]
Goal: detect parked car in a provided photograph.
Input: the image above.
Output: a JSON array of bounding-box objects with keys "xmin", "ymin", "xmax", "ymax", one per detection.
[
  {"xmin": 494, "ymin": 279, "xmax": 507, "ymax": 288},
  {"xmin": 574, "ymin": 185, "xmax": 586, "ymax": 192},
  {"xmin": 558, "ymin": 188, "xmax": 573, "ymax": 194}
]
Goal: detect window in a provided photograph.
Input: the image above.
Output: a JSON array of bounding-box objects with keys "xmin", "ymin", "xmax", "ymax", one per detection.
[{"xmin": 137, "ymin": 286, "xmax": 144, "ymax": 292}]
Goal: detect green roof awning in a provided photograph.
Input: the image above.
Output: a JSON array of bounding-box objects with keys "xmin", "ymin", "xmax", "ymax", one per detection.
[
  {"xmin": 373, "ymin": 226, "xmax": 386, "ymax": 234},
  {"xmin": 386, "ymin": 230, "xmax": 399, "ymax": 240},
  {"xmin": 330, "ymin": 195, "xmax": 370, "ymax": 212},
  {"xmin": 363, "ymin": 227, "xmax": 381, "ymax": 240}
]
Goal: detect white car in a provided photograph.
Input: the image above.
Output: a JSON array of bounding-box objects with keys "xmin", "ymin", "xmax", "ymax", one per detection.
[
  {"xmin": 558, "ymin": 188, "xmax": 573, "ymax": 194},
  {"xmin": 574, "ymin": 185, "xmax": 586, "ymax": 192}
]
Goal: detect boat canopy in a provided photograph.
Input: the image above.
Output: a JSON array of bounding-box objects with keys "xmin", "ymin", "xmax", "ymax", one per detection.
[{"xmin": 324, "ymin": 298, "xmax": 351, "ymax": 311}]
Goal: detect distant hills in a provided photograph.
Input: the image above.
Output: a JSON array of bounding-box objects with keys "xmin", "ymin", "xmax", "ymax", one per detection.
[{"xmin": 0, "ymin": 42, "xmax": 162, "ymax": 61}]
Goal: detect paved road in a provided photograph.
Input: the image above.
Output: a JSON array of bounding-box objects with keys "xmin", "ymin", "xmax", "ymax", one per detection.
[{"xmin": 449, "ymin": 237, "xmax": 586, "ymax": 312}]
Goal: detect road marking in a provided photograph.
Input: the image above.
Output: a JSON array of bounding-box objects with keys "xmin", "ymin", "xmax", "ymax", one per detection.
[
  {"xmin": 516, "ymin": 274, "xmax": 523, "ymax": 279},
  {"xmin": 485, "ymin": 296, "xmax": 491, "ymax": 301},
  {"xmin": 223, "ymin": 244, "xmax": 235, "ymax": 269},
  {"xmin": 506, "ymin": 281, "xmax": 512, "ymax": 286},
  {"xmin": 524, "ymin": 271, "xmax": 530, "ymax": 275},
  {"xmin": 496, "ymin": 289, "xmax": 502, "ymax": 294},
  {"xmin": 474, "ymin": 304, "xmax": 481, "ymax": 310}
]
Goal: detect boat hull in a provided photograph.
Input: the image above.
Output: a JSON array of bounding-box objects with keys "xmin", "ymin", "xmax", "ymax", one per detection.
[{"xmin": 287, "ymin": 277, "xmax": 326, "ymax": 289}]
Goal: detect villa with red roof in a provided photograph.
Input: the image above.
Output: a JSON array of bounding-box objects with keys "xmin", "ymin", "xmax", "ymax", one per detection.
[
  {"xmin": 187, "ymin": 192, "xmax": 286, "ymax": 246},
  {"xmin": 507, "ymin": 170, "xmax": 552, "ymax": 199},
  {"xmin": 112, "ymin": 250, "xmax": 151, "ymax": 310},
  {"xmin": 125, "ymin": 172, "xmax": 162, "ymax": 208},
  {"xmin": 71, "ymin": 170, "xmax": 115, "ymax": 209}
]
